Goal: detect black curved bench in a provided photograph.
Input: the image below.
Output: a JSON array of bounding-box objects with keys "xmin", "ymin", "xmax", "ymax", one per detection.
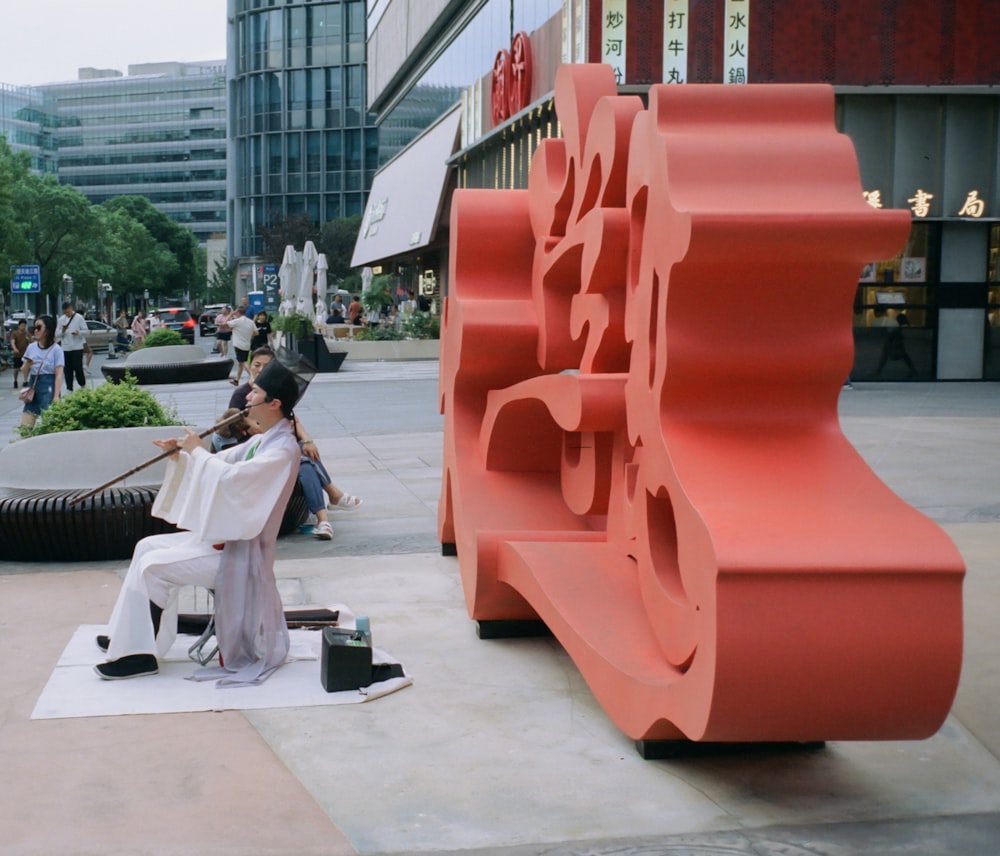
[
  {"xmin": 101, "ymin": 344, "xmax": 234, "ymax": 385},
  {"xmin": 0, "ymin": 428, "xmax": 309, "ymax": 563}
]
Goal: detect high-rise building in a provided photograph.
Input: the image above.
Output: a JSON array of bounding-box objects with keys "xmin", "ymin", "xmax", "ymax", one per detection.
[
  {"xmin": 2, "ymin": 63, "xmax": 227, "ymax": 246},
  {"xmin": 226, "ymin": 0, "xmax": 380, "ymax": 273},
  {"xmin": 39, "ymin": 62, "xmax": 228, "ymax": 245}
]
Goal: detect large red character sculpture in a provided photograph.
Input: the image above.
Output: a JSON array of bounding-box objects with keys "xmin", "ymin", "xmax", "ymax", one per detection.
[{"xmin": 439, "ymin": 65, "xmax": 964, "ymax": 745}]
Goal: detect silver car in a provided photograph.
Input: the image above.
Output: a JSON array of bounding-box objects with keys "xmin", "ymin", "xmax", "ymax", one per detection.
[{"xmin": 83, "ymin": 319, "xmax": 118, "ymax": 352}]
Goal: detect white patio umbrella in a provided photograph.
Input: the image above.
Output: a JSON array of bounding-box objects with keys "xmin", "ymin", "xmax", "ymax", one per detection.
[
  {"xmin": 314, "ymin": 253, "xmax": 329, "ymax": 325},
  {"xmin": 277, "ymin": 245, "xmax": 299, "ymax": 318},
  {"xmin": 296, "ymin": 240, "xmax": 318, "ymax": 315}
]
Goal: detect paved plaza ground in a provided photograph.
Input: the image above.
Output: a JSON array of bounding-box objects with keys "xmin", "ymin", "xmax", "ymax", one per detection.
[{"xmin": 0, "ymin": 348, "xmax": 998, "ymax": 855}]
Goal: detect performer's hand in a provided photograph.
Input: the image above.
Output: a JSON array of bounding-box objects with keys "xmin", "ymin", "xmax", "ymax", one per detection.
[
  {"xmin": 301, "ymin": 439, "xmax": 320, "ymax": 461},
  {"xmin": 179, "ymin": 427, "xmax": 203, "ymax": 454},
  {"xmin": 153, "ymin": 436, "xmax": 183, "ymax": 457}
]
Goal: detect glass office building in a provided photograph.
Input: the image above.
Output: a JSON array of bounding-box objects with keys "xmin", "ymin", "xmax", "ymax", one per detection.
[
  {"xmin": 0, "ymin": 82, "xmax": 58, "ymax": 175},
  {"xmin": 227, "ymin": 0, "xmax": 379, "ymax": 264},
  {"xmin": 40, "ymin": 63, "xmax": 228, "ymax": 245}
]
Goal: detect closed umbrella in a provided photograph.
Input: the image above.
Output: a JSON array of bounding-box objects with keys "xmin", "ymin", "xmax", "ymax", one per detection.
[
  {"xmin": 297, "ymin": 240, "xmax": 318, "ymax": 315},
  {"xmin": 277, "ymin": 245, "xmax": 299, "ymax": 317},
  {"xmin": 315, "ymin": 254, "xmax": 329, "ymax": 325}
]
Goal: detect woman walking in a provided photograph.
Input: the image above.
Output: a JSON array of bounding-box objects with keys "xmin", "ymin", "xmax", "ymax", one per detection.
[
  {"xmin": 131, "ymin": 311, "xmax": 147, "ymax": 347},
  {"xmin": 20, "ymin": 315, "xmax": 65, "ymax": 429}
]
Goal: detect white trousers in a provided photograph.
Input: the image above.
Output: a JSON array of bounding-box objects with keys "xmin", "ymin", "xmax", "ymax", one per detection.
[{"xmin": 105, "ymin": 532, "xmax": 221, "ymax": 661}]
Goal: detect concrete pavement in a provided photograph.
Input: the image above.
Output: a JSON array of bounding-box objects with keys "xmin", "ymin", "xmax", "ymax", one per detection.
[{"xmin": 0, "ymin": 352, "xmax": 998, "ymax": 855}]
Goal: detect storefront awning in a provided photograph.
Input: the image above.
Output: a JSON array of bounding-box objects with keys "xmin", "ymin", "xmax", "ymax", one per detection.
[{"xmin": 351, "ymin": 105, "xmax": 462, "ymax": 268}]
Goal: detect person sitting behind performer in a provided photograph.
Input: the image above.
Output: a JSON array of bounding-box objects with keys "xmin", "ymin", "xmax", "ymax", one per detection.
[
  {"xmin": 93, "ymin": 359, "xmax": 303, "ymax": 682},
  {"xmin": 231, "ymin": 347, "xmax": 362, "ymax": 540},
  {"xmin": 210, "ymin": 407, "xmax": 255, "ymax": 452}
]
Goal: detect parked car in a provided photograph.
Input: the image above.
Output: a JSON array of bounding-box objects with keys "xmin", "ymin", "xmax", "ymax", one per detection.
[
  {"xmin": 152, "ymin": 308, "xmax": 197, "ymax": 344},
  {"xmin": 4, "ymin": 313, "xmax": 34, "ymax": 336},
  {"xmin": 199, "ymin": 304, "xmax": 228, "ymax": 336},
  {"xmin": 83, "ymin": 319, "xmax": 117, "ymax": 352}
]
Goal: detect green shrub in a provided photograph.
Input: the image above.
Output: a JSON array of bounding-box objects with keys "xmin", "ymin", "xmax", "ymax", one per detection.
[
  {"xmin": 402, "ymin": 311, "xmax": 440, "ymax": 340},
  {"xmin": 354, "ymin": 325, "xmax": 405, "ymax": 341},
  {"xmin": 20, "ymin": 374, "xmax": 182, "ymax": 438},
  {"xmin": 141, "ymin": 328, "xmax": 185, "ymax": 348},
  {"xmin": 362, "ymin": 276, "xmax": 395, "ymax": 313}
]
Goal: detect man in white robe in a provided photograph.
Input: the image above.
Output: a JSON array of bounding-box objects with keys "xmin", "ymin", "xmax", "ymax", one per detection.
[{"xmin": 95, "ymin": 360, "xmax": 302, "ymax": 684}]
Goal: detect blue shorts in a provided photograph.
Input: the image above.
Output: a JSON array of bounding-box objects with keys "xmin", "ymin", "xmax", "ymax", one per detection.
[{"xmin": 23, "ymin": 374, "xmax": 56, "ymax": 416}]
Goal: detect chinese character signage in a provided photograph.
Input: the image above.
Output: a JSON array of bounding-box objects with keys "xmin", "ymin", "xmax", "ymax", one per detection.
[
  {"xmin": 602, "ymin": 0, "xmax": 627, "ymax": 85},
  {"xmin": 724, "ymin": 0, "xmax": 749, "ymax": 84},
  {"xmin": 863, "ymin": 190, "xmax": 883, "ymax": 209},
  {"xmin": 958, "ymin": 190, "xmax": 985, "ymax": 217},
  {"xmin": 9, "ymin": 264, "xmax": 41, "ymax": 293},
  {"xmin": 663, "ymin": 0, "xmax": 689, "ymax": 84},
  {"xmin": 907, "ymin": 189, "xmax": 933, "ymax": 218}
]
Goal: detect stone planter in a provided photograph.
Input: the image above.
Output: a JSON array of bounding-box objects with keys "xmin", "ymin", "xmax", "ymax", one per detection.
[
  {"xmin": 319, "ymin": 337, "xmax": 439, "ymax": 362},
  {"xmin": 102, "ymin": 344, "xmax": 233, "ymax": 385}
]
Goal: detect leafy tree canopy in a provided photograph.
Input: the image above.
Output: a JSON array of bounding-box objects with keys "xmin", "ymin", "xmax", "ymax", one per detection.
[
  {"xmin": 257, "ymin": 213, "xmax": 363, "ymax": 283},
  {"xmin": 0, "ymin": 137, "xmax": 206, "ymax": 309}
]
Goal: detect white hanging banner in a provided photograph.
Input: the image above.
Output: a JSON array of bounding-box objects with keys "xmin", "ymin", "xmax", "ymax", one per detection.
[
  {"xmin": 724, "ymin": 0, "xmax": 749, "ymax": 84},
  {"xmin": 663, "ymin": 0, "xmax": 689, "ymax": 83},
  {"xmin": 602, "ymin": 0, "xmax": 627, "ymax": 85}
]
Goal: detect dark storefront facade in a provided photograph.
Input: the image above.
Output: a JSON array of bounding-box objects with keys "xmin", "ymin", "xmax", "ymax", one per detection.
[{"xmin": 360, "ymin": 0, "xmax": 1000, "ymax": 379}]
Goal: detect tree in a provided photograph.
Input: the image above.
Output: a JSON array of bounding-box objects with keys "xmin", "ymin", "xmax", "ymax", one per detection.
[
  {"xmin": 10, "ymin": 173, "xmax": 98, "ymax": 301},
  {"xmin": 93, "ymin": 206, "xmax": 179, "ymax": 303},
  {"xmin": 0, "ymin": 136, "xmax": 33, "ymax": 282},
  {"xmin": 206, "ymin": 252, "xmax": 232, "ymax": 304},
  {"xmin": 319, "ymin": 214, "xmax": 363, "ymax": 280},
  {"xmin": 102, "ymin": 196, "xmax": 200, "ymax": 300},
  {"xmin": 257, "ymin": 213, "xmax": 320, "ymax": 265}
]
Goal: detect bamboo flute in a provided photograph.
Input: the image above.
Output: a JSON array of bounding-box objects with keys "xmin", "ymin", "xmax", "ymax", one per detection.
[{"xmin": 69, "ymin": 408, "xmax": 251, "ymax": 505}]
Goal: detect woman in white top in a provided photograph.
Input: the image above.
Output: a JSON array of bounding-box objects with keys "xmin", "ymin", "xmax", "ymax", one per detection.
[{"xmin": 20, "ymin": 314, "xmax": 65, "ymax": 428}]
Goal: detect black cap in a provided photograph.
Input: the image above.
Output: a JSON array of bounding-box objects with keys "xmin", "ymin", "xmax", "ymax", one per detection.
[{"xmin": 254, "ymin": 359, "xmax": 300, "ymax": 417}]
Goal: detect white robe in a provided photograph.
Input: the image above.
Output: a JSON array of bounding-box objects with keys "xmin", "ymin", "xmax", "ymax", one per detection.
[{"xmin": 104, "ymin": 418, "xmax": 300, "ymax": 686}]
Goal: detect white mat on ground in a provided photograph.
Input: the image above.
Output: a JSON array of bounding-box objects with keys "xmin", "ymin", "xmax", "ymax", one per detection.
[{"xmin": 32, "ymin": 612, "xmax": 411, "ymax": 720}]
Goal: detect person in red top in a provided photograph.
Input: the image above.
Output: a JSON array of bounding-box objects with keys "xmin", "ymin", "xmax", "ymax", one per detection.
[{"xmin": 347, "ymin": 295, "xmax": 363, "ymax": 326}]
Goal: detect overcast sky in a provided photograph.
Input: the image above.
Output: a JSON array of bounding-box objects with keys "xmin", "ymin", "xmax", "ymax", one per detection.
[{"xmin": 0, "ymin": 0, "xmax": 228, "ymax": 87}]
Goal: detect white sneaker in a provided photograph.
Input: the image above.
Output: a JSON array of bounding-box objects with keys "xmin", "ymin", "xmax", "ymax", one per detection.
[{"xmin": 313, "ymin": 521, "xmax": 333, "ymax": 540}]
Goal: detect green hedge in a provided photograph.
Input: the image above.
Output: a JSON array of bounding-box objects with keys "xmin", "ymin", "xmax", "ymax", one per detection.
[{"xmin": 20, "ymin": 374, "xmax": 182, "ymax": 437}]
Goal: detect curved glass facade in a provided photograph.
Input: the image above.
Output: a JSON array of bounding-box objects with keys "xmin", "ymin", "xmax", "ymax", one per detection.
[{"xmin": 229, "ymin": 0, "xmax": 378, "ymax": 260}]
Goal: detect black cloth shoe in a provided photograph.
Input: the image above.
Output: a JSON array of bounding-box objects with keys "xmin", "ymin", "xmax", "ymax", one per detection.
[
  {"xmin": 94, "ymin": 654, "xmax": 158, "ymax": 680},
  {"xmin": 96, "ymin": 634, "xmax": 110, "ymax": 652}
]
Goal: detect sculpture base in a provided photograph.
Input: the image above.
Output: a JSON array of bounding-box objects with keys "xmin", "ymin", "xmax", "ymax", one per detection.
[
  {"xmin": 636, "ymin": 740, "xmax": 827, "ymax": 761},
  {"xmin": 476, "ymin": 619, "xmax": 551, "ymax": 639}
]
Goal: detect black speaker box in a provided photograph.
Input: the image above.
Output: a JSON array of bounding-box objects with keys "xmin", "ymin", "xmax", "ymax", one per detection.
[{"xmin": 321, "ymin": 627, "xmax": 372, "ymax": 692}]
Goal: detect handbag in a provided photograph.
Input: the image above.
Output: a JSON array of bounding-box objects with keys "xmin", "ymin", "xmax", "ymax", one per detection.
[{"xmin": 18, "ymin": 346, "xmax": 54, "ymax": 403}]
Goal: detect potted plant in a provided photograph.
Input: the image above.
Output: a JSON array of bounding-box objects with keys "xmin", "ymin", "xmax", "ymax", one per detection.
[{"xmin": 274, "ymin": 312, "xmax": 318, "ymax": 363}]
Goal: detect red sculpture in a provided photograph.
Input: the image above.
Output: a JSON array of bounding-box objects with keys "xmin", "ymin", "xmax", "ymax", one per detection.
[{"xmin": 439, "ymin": 64, "xmax": 965, "ymax": 743}]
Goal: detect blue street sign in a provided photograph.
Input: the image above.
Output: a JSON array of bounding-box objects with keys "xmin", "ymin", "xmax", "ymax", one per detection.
[
  {"xmin": 9, "ymin": 264, "xmax": 41, "ymax": 293},
  {"xmin": 260, "ymin": 263, "xmax": 279, "ymax": 310}
]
